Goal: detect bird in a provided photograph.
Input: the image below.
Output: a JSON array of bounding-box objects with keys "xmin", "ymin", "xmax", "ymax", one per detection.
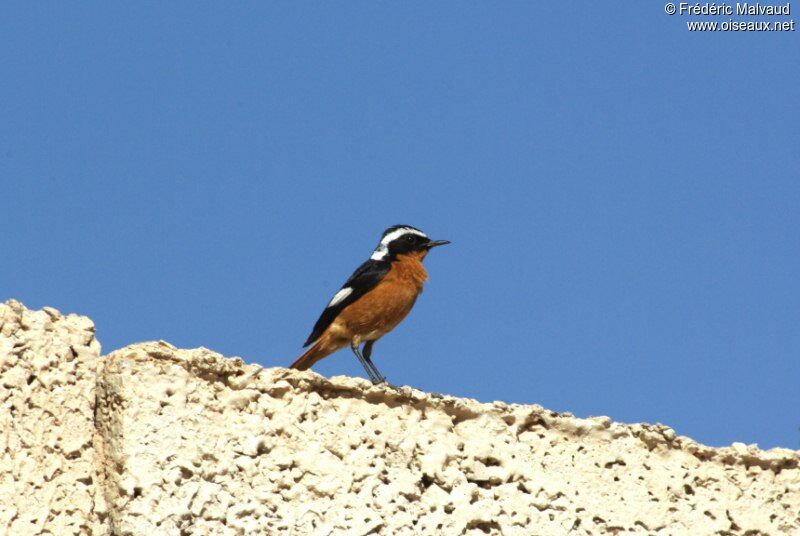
[{"xmin": 290, "ymin": 225, "xmax": 450, "ymax": 384}]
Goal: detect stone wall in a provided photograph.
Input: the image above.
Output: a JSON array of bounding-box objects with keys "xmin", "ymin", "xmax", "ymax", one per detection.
[
  {"xmin": 0, "ymin": 300, "xmax": 106, "ymax": 535},
  {"xmin": 2, "ymin": 301, "xmax": 799, "ymax": 535}
]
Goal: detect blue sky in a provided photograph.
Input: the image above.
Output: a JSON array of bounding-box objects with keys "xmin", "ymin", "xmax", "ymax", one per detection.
[{"xmin": 2, "ymin": 4, "xmax": 798, "ymax": 449}]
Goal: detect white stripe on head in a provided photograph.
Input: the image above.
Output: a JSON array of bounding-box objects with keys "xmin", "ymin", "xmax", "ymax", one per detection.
[
  {"xmin": 370, "ymin": 227, "xmax": 427, "ymax": 260},
  {"xmin": 328, "ymin": 287, "xmax": 353, "ymax": 307}
]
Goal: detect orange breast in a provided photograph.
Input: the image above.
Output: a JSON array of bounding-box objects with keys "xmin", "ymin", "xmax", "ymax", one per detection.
[{"xmin": 334, "ymin": 252, "xmax": 429, "ymax": 340}]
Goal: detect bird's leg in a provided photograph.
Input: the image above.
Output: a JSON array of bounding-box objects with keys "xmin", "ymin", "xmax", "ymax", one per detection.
[
  {"xmin": 350, "ymin": 341, "xmax": 381, "ymax": 384},
  {"xmin": 363, "ymin": 341, "xmax": 386, "ymax": 383},
  {"xmin": 362, "ymin": 341, "xmax": 387, "ymax": 385}
]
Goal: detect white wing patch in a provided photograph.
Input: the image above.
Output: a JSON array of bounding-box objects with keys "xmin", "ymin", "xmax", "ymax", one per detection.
[
  {"xmin": 328, "ymin": 287, "xmax": 353, "ymax": 307},
  {"xmin": 370, "ymin": 227, "xmax": 427, "ymax": 260}
]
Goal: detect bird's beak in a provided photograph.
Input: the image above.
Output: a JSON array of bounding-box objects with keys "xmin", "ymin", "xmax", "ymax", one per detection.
[{"xmin": 425, "ymin": 239, "xmax": 451, "ymax": 249}]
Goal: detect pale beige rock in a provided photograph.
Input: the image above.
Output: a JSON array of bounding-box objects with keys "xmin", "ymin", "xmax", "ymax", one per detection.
[
  {"xmin": 3, "ymin": 300, "xmax": 800, "ymax": 535},
  {"xmin": 96, "ymin": 341, "xmax": 800, "ymax": 535},
  {"xmin": 0, "ymin": 300, "xmax": 106, "ymax": 535}
]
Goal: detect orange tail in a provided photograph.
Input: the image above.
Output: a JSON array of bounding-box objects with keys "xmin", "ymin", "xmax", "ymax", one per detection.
[{"xmin": 290, "ymin": 332, "xmax": 342, "ymax": 370}]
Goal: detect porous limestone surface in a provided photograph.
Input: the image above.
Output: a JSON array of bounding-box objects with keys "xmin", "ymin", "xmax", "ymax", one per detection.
[
  {"xmin": 0, "ymin": 300, "xmax": 106, "ymax": 535},
  {"xmin": 98, "ymin": 341, "xmax": 800, "ymax": 536}
]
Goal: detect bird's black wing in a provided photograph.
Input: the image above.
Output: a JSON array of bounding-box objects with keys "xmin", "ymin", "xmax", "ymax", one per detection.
[{"xmin": 303, "ymin": 259, "xmax": 391, "ymax": 347}]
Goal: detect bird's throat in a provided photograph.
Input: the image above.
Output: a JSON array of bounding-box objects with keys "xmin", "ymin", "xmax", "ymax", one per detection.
[{"xmin": 391, "ymin": 252, "xmax": 429, "ymax": 288}]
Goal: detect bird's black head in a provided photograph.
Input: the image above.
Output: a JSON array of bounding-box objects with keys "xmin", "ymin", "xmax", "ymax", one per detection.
[{"xmin": 370, "ymin": 225, "xmax": 450, "ymax": 261}]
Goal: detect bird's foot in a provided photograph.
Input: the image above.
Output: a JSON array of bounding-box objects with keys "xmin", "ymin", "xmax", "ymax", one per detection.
[{"xmin": 372, "ymin": 378, "xmax": 399, "ymax": 390}]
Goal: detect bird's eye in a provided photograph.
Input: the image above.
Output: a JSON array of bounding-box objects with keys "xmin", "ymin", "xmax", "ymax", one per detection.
[{"xmin": 405, "ymin": 235, "xmax": 416, "ymax": 243}]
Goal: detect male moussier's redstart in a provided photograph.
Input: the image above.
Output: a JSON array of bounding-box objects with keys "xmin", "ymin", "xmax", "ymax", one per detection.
[{"xmin": 290, "ymin": 225, "xmax": 449, "ymax": 384}]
